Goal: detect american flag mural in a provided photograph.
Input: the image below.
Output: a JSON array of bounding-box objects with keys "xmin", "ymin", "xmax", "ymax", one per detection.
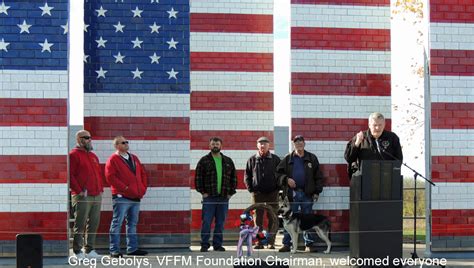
[
  {"xmin": 290, "ymin": 0, "xmax": 391, "ymax": 243},
  {"xmin": 429, "ymin": 0, "xmax": 474, "ymax": 251},
  {"xmin": 0, "ymin": 0, "xmax": 69, "ymax": 255},
  {"xmin": 189, "ymin": 0, "xmax": 274, "ymax": 235},
  {"xmin": 82, "ymin": 0, "xmax": 191, "ymax": 247}
]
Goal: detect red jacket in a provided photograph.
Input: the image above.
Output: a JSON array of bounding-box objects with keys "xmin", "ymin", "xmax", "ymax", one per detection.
[
  {"xmin": 105, "ymin": 153, "xmax": 148, "ymax": 200},
  {"xmin": 69, "ymin": 147, "xmax": 104, "ymax": 196}
]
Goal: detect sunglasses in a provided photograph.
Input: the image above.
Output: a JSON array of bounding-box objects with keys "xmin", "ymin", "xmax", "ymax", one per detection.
[
  {"xmin": 80, "ymin": 136, "xmax": 91, "ymax": 140},
  {"xmin": 120, "ymin": 141, "xmax": 129, "ymax": 145}
]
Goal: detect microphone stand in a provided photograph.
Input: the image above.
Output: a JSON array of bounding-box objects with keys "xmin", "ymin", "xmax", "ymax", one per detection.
[{"xmin": 381, "ymin": 149, "xmax": 435, "ymax": 259}]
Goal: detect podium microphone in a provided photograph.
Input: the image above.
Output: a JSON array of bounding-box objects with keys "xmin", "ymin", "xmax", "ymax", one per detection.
[{"xmin": 375, "ymin": 139, "xmax": 385, "ymax": 160}]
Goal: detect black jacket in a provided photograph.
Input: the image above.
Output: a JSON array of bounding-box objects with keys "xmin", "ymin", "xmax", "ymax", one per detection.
[
  {"xmin": 244, "ymin": 152, "xmax": 281, "ymax": 193},
  {"xmin": 276, "ymin": 150, "xmax": 324, "ymax": 200},
  {"xmin": 344, "ymin": 129, "xmax": 403, "ymax": 178},
  {"xmin": 195, "ymin": 152, "xmax": 237, "ymax": 197}
]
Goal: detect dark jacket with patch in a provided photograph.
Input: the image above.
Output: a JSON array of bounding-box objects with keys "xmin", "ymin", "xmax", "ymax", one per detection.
[
  {"xmin": 195, "ymin": 152, "xmax": 237, "ymax": 197},
  {"xmin": 344, "ymin": 129, "xmax": 403, "ymax": 178},
  {"xmin": 244, "ymin": 152, "xmax": 281, "ymax": 193},
  {"xmin": 276, "ymin": 150, "xmax": 324, "ymax": 200}
]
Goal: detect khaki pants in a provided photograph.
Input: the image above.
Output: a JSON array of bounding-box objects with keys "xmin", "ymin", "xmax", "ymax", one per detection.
[
  {"xmin": 252, "ymin": 190, "xmax": 279, "ymax": 245},
  {"xmin": 72, "ymin": 194, "xmax": 102, "ymax": 254}
]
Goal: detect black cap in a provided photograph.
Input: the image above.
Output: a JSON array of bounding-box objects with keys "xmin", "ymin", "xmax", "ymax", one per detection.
[
  {"xmin": 257, "ymin": 136, "xmax": 270, "ymax": 143},
  {"xmin": 292, "ymin": 135, "xmax": 305, "ymax": 142}
]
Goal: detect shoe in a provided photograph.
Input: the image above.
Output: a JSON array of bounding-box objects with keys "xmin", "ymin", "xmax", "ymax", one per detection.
[
  {"xmin": 86, "ymin": 250, "xmax": 102, "ymax": 259},
  {"xmin": 110, "ymin": 252, "xmax": 123, "ymax": 258},
  {"xmin": 278, "ymin": 245, "xmax": 291, "ymax": 252},
  {"xmin": 74, "ymin": 252, "xmax": 86, "ymax": 260},
  {"xmin": 213, "ymin": 246, "xmax": 226, "ymax": 252},
  {"xmin": 305, "ymin": 246, "xmax": 318, "ymax": 253},
  {"xmin": 200, "ymin": 246, "xmax": 209, "ymax": 252},
  {"xmin": 268, "ymin": 245, "xmax": 275, "ymax": 249},
  {"xmin": 254, "ymin": 244, "xmax": 264, "ymax": 249},
  {"xmin": 128, "ymin": 249, "xmax": 148, "ymax": 256}
]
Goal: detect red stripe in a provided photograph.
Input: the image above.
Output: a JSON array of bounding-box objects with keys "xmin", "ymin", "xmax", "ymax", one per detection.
[
  {"xmin": 191, "ymin": 13, "xmax": 273, "ymax": 33},
  {"xmin": 292, "ymin": 27, "xmax": 390, "ymax": 51},
  {"xmin": 191, "ymin": 52, "xmax": 273, "ymax": 72},
  {"xmin": 100, "ymin": 164, "xmax": 190, "ymax": 187},
  {"xmin": 291, "ymin": 0, "xmax": 389, "ymax": 6},
  {"xmin": 431, "ymin": 49, "xmax": 474, "ymax": 76},
  {"xmin": 97, "ymin": 211, "xmax": 190, "ymax": 234},
  {"xmin": 432, "ymin": 156, "xmax": 474, "ymax": 183},
  {"xmin": 0, "ymin": 156, "xmax": 66, "ymax": 183},
  {"xmin": 84, "ymin": 117, "xmax": 190, "ymax": 140},
  {"xmin": 191, "ymin": 130, "xmax": 274, "ymax": 150},
  {"xmin": 0, "ymin": 212, "xmax": 67, "ymax": 240},
  {"xmin": 291, "ymin": 118, "xmax": 392, "ymax": 141},
  {"xmin": 431, "ymin": 103, "xmax": 474, "ymax": 129},
  {"xmin": 432, "ymin": 209, "xmax": 474, "ymax": 236},
  {"xmin": 191, "ymin": 209, "xmax": 349, "ymax": 232},
  {"xmin": 430, "ymin": 0, "xmax": 474, "ymax": 23},
  {"xmin": 291, "ymin": 73, "xmax": 391, "ymax": 96},
  {"xmin": 191, "ymin": 92, "xmax": 273, "ymax": 111},
  {"xmin": 0, "ymin": 99, "xmax": 67, "ymax": 127}
]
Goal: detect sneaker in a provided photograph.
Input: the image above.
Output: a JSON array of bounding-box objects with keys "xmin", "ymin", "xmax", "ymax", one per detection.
[
  {"xmin": 74, "ymin": 252, "xmax": 86, "ymax": 260},
  {"xmin": 127, "ymin": 249, "xmax": 148, "ymax": 256},
  {"xmin": 200, "ymin": 246, "xmax": 209, "ymax": 252},
  {"xmin": 110, "ymin": 252, "xmax": 123, "ymax": 258},
  {"xmin": 86, "ymin": 250, "xmax": 102, "ymax": 259},
  {"xmin": 278, "ymin": 245, "xmax": 291, "ymax": 252},
  {"xmin": 213, "ymin": 246, "xmax": 226, "ymax": 252},
  {"xmin": 305, "ymin": 246, "xmax": 318, "ymax": 253},
  {"xmin": 254, "ymin": 244, "xmax": 264, "ymax": 249},
  {"xmin": 268, "ymin": 245, "xmax": 275, "ymax": 249}
]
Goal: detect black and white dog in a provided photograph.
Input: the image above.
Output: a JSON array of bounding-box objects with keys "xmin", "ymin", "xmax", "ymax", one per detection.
[{"xmin": 278, "ymin": 198, "xmax": 332, "ymax": 254}]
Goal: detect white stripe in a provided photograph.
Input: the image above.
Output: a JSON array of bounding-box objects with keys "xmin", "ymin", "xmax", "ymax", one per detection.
[
  {"xmin": 291, "ymin": 95, "xmax": 392, "ymax": 119},
  {"xmin": 84, "ymin": 93, "xmax": 190, "ymax": 117},
  {"xmin": 191, "ymin": 150, "xmax": 255, "ymax": 170},
  {"xmin": 292, "ymin": 4, "xmax": 390, "ymax": 29},
  {"xmin": 0, "ymin": 127, "xmax": 68, "ymax": 155},
  {"xmin": 191, "ymin": 32, "xmax": 273, "ymax": 53},
  {"xmin": 190, "ymin": 0, "xmax": 273, "ymax": 15},
  {"xmin": 430, "ymin": 23, "xmax": 474, "ymax": 50},
  {"xmin": 93, "ymin": 140, "xmax": 190, "ymax": 164},
  {"xmin": 0, "ymin": 70, "xmax": 68, "ymax": 99},
  {"xmin": 431, "ymin": 183, "xmax": 474, "ymax": 210},
  {"xmin": 431, "ymin": 129, "xmax": 474, "ymax": 156},
  {"xmin": 305, "ymin": 141, "xmax": 348, "ymax": 165},
  {"xmin": 190, "ymin": 111, "xmax": 274, "ymax": 131},
  {"xmin": 191, "ymin": 71, "xmax": 273, "ymax": 92},
  {"xmin": 430, "ymin": 76, "xmax": 474, "ymax": 103},
  {"xmin": 101, "ymin": 187, "xmax": 191, "ymax": 211},
  {"xmin": 0, "ymin": 183, "xmax": 68, "ymax": 212},
  {"xmin": 191, "ymin": 187, "xmax": 349, "ymax": 210},
  {"xmin": 292, "ymin": 49, "xmax": 391, "ymax": 74}
]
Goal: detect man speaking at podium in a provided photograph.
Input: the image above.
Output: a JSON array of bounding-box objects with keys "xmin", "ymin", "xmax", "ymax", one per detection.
[{"xmin": 344, "ymin": 112, "xmax": 403, "ymax": 179}]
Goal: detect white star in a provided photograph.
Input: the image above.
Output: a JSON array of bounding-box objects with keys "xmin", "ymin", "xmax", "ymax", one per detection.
[
  {"xmin": 149, "ymin": 22, "xmax": 160, "ymax": 34},
  {"xmin": 167, "ymin": 68, "xmax": 178, "ymax": 80},
  {"xmin": 0, "ymin": 38, "xmax": 10, "ymax": 52},
  {"xmin": 167, "ymin": 37, "xmax": 178, "ymax": 49},
  {"xmin": 131, "ymin": 67, "xmax": 143, "ymax": 79},
  {"xmin": 113, "ymin": 21, "xmax": 125, "ymax": 33},
  {"xmin": 84, "ymin": 54, "xmax": 89, "ymax": 63},
  {"xmin": 61, "ymin": 22, "xmax": 68, "ymax": 34},
  {"xmin": 96, "ymin": 5, "xmax": 107, "ymax": 17},
  {"xmin": 167, "ymin": 7, "xmax": 178, "ymax": 19},
  {"xmin": 17, "ymin": 20, "xmax": 32, "ymax": 34},
  {"xmin": 131, "ymin": 6, "xmax": 143, "ymax": 18},
  {"xmin": 96, "ymin": 67, "xmax": 107, "ymax": 79},
  {"xmin": 39, "ymin": 2, "xmax": 54, "ymax": 16},
  {"xmin": 95, "ymin": 36, "xmax": 107, "ymax": 48},
  {"xmin": 151, "ymin": 0, "xmax": 159, "ymax": 3},
  {"xmin": 39, "ymin": 39, "xmax": 53, "ymax": 53},
  {"xmin": 0, "ymin": 1, "xmax": 10, "ymax": 15},
  {"xmin": 131, "ymin": 37, "xmax": 143, "ymax": 48},
  {"xmin": 113, "ymin": 52, "xmax": 125, "ymax": 63},
  {"xmin": 84, "ymin": 24, "xmax": 90, "ymax": 32},
  {"xmin": 149, "ymin": 53, "xmax": 160, "ymax": 64}
]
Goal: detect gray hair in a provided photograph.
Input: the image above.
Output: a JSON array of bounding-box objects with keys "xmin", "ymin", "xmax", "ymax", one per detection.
[{"xmin": 369, "ymin": 112, "xmax": 385, "ymax": 121}]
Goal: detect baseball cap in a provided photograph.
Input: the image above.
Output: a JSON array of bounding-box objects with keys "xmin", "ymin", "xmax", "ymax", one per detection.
[{"xmin": 257, "ymin": 136, "xmax": 270, "ymax": 143}]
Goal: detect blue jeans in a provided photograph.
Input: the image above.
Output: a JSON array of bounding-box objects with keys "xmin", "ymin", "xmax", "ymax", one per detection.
[
  {"xmin": 282, "ymin": 190, "xmax": 315, "ymax": 247},
  {"xmin": 200, "ymin": 196, "xmax": 229, "ymax": 248},
  {"xmin": 109, "ymin": 197, "xmax": 140, "ymax": 254}
]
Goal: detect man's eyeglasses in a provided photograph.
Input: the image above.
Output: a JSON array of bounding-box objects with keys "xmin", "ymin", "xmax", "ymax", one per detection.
[
  {"xmin": 120, "ymin": 141, "xmax": 129, "ymax": 145},
  {"xmin": 80, "ymin": 136, "xmax": 91, "ymax": 140}
]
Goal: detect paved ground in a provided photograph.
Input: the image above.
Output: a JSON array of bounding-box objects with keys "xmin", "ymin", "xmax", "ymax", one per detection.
[{"xmin": 1, "ymin": 243, "xmax": 472, "ymax": 267}]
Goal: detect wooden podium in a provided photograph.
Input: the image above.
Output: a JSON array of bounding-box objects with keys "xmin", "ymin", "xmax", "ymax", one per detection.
[{"xmin": 350, "ymin": 160, "xmax": 403, "ymax": 266}]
